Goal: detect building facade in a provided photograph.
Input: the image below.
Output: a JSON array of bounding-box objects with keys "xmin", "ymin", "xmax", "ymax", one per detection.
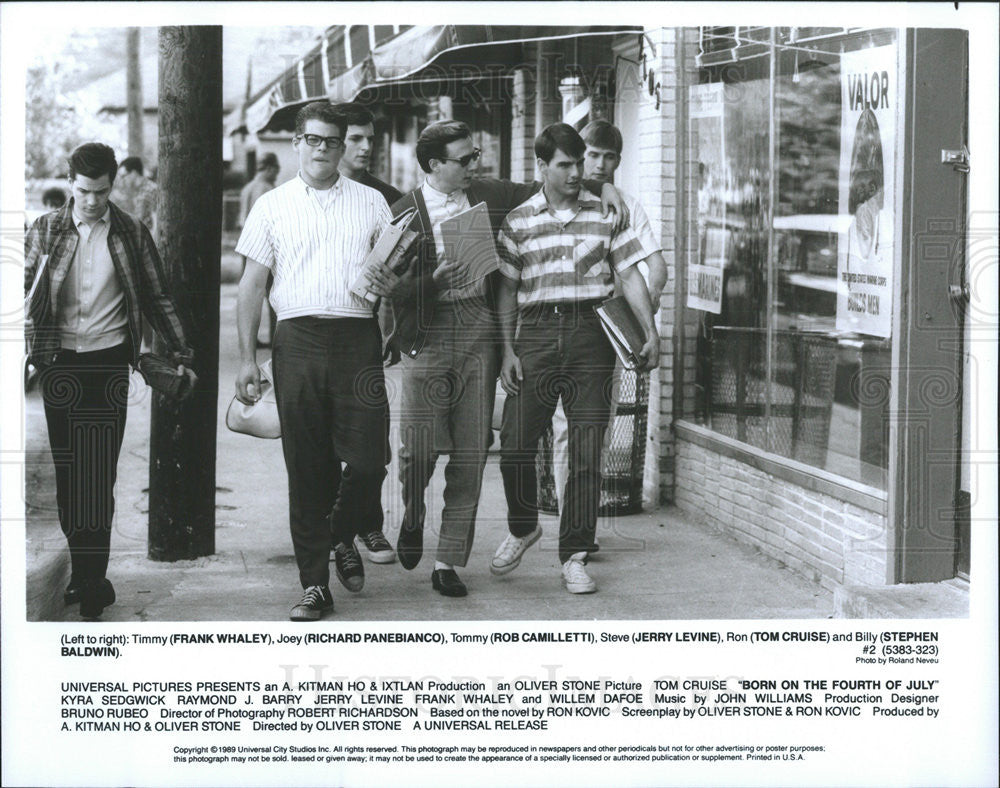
[
  {"xmin": 239, "ymin": 24, "xmax": 975, "ymax": 599},
  {"xmin": 643, "ymin": 27, "xmax": 971, "ymax": 592}
]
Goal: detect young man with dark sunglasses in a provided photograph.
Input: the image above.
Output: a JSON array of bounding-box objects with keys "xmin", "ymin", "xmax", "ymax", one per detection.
[{"xmin": 368, "ymin": 120, "xmax": 629, "ymax": 598}]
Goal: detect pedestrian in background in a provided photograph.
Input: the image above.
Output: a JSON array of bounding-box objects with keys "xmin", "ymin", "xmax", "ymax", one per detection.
[
  {"xmin": 239, "ymin": 152, "xmax": 281, "ymax": 346},
  {"xmin": 240, "ymin": 152, "xmax": 281, "ymax": 224},
  {"xmin": 111, "ymin": 156, "xmax": 157, "ymax": 233},
  {"xmin": 42, "ymin": 187, "xmax": 67, "ymax": 210}
]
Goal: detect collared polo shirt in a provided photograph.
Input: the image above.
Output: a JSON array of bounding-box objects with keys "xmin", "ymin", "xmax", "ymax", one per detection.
[
  {"xmin": 497, "ymin": 188, "xmax": 646, "ymax": 309},
  {"xmin": 420, "ymin": 180, "xmax": 486, "ymax": 303},
  {"xmin": 57, "ymin": 208, "xmax": 128, "ymax": 352},
  {"xmin": 236, "ymin": 173, "xmax": 391, "ymax": 320}
]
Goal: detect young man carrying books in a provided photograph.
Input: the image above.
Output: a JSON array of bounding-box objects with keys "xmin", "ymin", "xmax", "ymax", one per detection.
[
  {"xmin": 549, "ymin": 119, "xmax": 669, "ymax": 520},
  {"xmin": 492, "ymin": 123, "xmax": 659, "ymax": 595},
  {"xmin": 368, "ymin": 120, "xmax": 628, "ymax": 597}
]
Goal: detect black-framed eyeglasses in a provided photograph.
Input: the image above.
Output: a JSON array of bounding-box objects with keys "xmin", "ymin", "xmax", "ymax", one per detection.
[
  {"xmin": 297, "ymin": 133, "xmax": 344, "ymax": 150},
  {"xmin": 438, "ymin": 148, "xmax": 481, "ymax": 167}
]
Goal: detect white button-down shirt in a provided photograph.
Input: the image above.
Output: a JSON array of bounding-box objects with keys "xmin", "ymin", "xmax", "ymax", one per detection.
[
  {"xmin": 57, "ymin": 208, "xmax": 128, "ymax": 352},
  {"xmin": 236, "ymin": 173, "xmax": 391, "ymax": 320}
]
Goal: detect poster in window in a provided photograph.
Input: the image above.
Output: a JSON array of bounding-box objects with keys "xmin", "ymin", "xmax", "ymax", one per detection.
[
  {"xmin": 836, "ymin": 44, "xmax": 896, "ymax": 338},
  {"xmin": 688, "ymin": 81, "xmax": 725, "ymax": 314}
]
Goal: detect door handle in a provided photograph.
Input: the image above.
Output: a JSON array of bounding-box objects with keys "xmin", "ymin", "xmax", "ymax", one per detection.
[
  {"xmin": 941, "ymin": 145, "xmax": 970, "ymax": 173},
  {"xmin": 948, "ymin": 283, "xmax": 969, "ymax": 303}
]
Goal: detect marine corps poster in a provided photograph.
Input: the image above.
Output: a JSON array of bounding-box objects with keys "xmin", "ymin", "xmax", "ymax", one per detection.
[
  {"xmin": 1, "ymin": 3, "xmax": 998, "ymax": 788},
  {"xmin": 836, "ymin": 43, "xmax": 896, "ymax": 338}
]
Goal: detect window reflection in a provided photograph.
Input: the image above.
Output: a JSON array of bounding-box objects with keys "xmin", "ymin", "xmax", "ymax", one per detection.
[{"xmin": 691, "ymin": 29, "xmax": 896, "ymax": 488}]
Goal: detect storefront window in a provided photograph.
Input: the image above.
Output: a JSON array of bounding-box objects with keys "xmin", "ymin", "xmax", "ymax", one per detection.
[{"xmin": 689, "ymin": 28, "xmax": 898, "ymax": 489}]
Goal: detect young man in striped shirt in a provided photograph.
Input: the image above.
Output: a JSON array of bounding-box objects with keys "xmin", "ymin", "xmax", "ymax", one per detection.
[
  {"xmin": 549, "ymin": 119, "xmax": 670, "ymax": 525},
  {"xmin": 492, "ymin": 123, "xmax": 659, "ymax": 594},
  {"xmin": 234, "ymin": 102, "xmax": 392, "ymax": 621}
]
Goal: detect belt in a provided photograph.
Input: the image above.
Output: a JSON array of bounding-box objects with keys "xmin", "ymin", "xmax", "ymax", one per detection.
[{"xmin": 524, "ymin": 298, "xmax": 605, "ymax": 317}]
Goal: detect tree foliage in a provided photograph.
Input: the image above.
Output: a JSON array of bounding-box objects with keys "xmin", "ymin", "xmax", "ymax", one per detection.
[
  {"xmin": 25, "ymin": 62, "xmax": 84, "ymax": 179},
  {"xmin": 24, "ymin": 33, "xmax": 125, "ymax": 180}
]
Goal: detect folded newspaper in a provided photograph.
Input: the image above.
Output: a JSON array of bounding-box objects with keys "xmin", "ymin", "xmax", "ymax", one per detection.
[
  {"xmin": 594, "ymin": 296, "xmax": 646, "ymax": 369},
  {"xmin": 351, "ymin": 208, "xmax": 421, "ymax": 303}
]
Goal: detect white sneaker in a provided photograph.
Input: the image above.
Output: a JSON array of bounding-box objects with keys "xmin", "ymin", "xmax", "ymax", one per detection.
[
  {"xmin": 355, "ymin": 531, "xmax": 396, "ymax": 564},
  {"xmin": 561, "ymin": 552, "xmax": 597, "ymax": 594},
  {"xmin": 490, "ymin": 526, "xmax": 542, "ymax": 576}
]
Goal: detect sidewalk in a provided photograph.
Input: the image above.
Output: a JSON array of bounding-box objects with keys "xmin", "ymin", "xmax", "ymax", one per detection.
[{"xmin": 25, "ymin": 272, "xmax": 834, "ymax": 622}]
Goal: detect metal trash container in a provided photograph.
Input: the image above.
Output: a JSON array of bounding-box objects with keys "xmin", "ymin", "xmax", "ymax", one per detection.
[{"xmin": 536, "ymin": 368, "xmax": 649, "ymax": 516}]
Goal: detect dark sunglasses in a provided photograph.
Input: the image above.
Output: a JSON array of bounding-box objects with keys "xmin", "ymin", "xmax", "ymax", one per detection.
[{"xmin": 437, "ymin": 148, "xmax": 481, "ymax": 168}]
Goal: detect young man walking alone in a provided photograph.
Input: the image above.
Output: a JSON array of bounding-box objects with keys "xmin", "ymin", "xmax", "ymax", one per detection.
[{"xmin": 25, "ymin": 142, "xmax": 196, "ymax": 618}]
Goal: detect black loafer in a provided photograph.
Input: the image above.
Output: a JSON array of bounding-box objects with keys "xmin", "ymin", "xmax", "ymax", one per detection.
[
  {"xmin": 397, "ymin": 523, "xmax": 424, "ymax": 570},
  {"xmin": 80, "ymin": 578, "xmax": 116, "ymax": 619},
  {"xmin": 431, "ymin": 569, "xmax": 467, "ymax": 597},
  {"xmin": 64, "ymin": 582, "xmax": 82, "ymax": 606}
]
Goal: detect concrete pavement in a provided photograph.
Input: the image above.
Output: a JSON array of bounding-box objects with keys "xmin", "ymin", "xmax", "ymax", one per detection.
[{"xmin": 25, "ymin": 268, "xmax": 834, "ymax": 622}]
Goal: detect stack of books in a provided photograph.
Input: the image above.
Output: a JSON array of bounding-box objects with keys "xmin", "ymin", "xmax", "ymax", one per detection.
[
  {"xmin": 594, "ymin": 296, "xmax": 646, "ymax": 369},
  {"xmin": 351, "ymin": 208, "xmax": 421, "ymax": 303}
]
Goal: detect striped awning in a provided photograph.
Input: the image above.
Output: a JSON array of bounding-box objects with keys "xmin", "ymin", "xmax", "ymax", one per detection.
[{"xmin": 242, "ymin": 24, "xmax": 642, "ymax": 133}]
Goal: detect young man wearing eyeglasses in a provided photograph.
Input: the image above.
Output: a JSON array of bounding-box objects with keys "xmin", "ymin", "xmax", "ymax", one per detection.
[
  {"xmin": 367, "ymin": 120, "xmax": 629, "ymax": 598},
  {"xmin": 235, "ymin": 102, "xmax": 392, "ymax": 621}
]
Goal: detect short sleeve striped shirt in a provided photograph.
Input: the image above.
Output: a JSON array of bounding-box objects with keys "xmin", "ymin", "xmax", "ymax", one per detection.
[
  {"xmin": 235, "ymin": 174, "xmax": 390, "ymax": 320},
  {"xmin": 625, "ymin": 192, "xmax": 662, "ymax": 259},
  {"xmin": 497, "ymin": 188, "xmax": 646, "ymax": 309}
]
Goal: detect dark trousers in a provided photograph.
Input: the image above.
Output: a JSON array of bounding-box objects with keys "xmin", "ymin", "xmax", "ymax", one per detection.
[
  {"xmin": 272, "ymin": 317, "xmax": 390, "ymax": 589},
  {"xmin": 398, "ymin": 298, "xmax": 498, "ymax": 567},
  {"xmin": 40, "ymin": 343, "xmax": 131, "ymax": 586},
  {"xmin": 499, "ymin": 308, "xmax": 615, "ymax": 562}
]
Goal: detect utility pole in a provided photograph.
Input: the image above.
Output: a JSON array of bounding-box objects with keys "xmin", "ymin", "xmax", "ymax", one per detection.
[
  {"xmin": 126, "ymin": 27, "xmax": 143, "ymax": 157},
  {"xmin": 148, "ymin": 26, "xmax": 222, "ymax": 561}
]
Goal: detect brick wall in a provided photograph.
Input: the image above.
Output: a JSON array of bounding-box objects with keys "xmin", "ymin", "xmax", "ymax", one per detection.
[
  {"xmin": 637, "ymin": 27, "xmax": 686, "ymax": 505},
  {"xmin": 675, "ymin": 439, "xmax": 890, "ymax": 589}
]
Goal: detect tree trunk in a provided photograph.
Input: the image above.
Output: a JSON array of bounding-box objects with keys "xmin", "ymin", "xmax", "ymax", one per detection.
[
  {"xmin": 148, "ymin": 26, "xmax": 222, "ymax": 561},
  {"xmin": 126, "ymin": 28, "xmax": 143, "ymax": 157}
]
